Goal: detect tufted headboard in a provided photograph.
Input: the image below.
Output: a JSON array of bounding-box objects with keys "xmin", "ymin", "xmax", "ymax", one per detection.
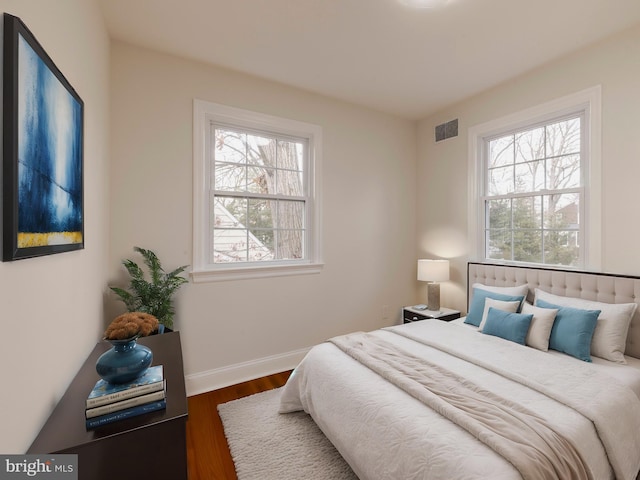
[{"xmin": 467, "ymin": 262, "xmax": 640, "ymax": 360}]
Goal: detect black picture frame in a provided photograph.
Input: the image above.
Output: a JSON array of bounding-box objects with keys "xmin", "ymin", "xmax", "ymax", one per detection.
[{"xmin": 2, "ymin": 13, "xmax": 84, "ymax": 261}]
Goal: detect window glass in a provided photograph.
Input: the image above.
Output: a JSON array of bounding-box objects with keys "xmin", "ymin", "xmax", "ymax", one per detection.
[
  {"xmin": 212, "ymin": 127, "xmax": 307, "ymax": 265},
  {"xmin": 483, "ymin": 115, "xmax": 583, "ymax": 267}
]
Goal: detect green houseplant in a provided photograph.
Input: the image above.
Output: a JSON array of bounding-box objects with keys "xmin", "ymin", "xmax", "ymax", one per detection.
[{"xmin": 110, "ymin": 247, "xmax": 189, "ymax": 331}]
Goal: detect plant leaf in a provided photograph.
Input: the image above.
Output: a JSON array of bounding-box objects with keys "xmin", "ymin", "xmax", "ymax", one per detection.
[
  {"xmin": 136, "ymin": 246, "xmax": 163, "ymax": 285},
  {"xmin": 122, "ymin": 260, "xmax": 144, "ymax": 280}
]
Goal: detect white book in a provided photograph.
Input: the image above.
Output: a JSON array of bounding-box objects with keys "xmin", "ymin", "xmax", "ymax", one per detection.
[{"xmin": 85, "ymin": 388, "xmax": 166, "ymax": 418}]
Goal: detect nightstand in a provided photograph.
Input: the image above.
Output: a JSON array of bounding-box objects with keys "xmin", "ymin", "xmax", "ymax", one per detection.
[{"xmin": 403, "ymin": 306, "xmax": 461, "ymax": 323}]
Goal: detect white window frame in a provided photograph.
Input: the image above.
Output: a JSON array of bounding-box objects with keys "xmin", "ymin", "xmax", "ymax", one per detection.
[
  {"xmin": 467, "ymin": 86, "xmax": 602, "ymax": 270},
  {"xmin": 192, "ymin": 99, "xmax": 323, "ymax": 282}
]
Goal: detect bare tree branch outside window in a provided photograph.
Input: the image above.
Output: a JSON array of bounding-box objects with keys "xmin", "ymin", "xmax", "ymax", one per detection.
[
  {"xmin": 212, "ymin": 127, "xmax": 306, "ymax": 264},
  {"xmin": 485, "ymin": 116, "xmax": 582, "ymax": 266}
]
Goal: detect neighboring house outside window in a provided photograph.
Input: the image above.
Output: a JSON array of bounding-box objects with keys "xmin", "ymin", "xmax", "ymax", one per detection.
[
  {"xmin": 192, "ymin": 100, "xmax": 323, "ymax": 282},
  {"xmin": 468, "ymin": 87, "xmax": 602, "ymax": 270}
]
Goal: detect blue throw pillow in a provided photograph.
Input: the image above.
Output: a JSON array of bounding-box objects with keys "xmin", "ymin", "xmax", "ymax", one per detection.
[
  {"xmin": 536, "ymin": 299, "xmax": 600, "ymax": 362},
  {"xmin": 465, "ymin": 288, "xmax": 525, "ymax": 327},
  {"xmin": 481, "ymin": 307, "xmax": 533, "ymax": 345}
]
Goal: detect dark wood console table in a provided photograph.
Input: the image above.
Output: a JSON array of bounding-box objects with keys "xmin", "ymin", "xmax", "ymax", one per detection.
[{"xmin": 28, "ymin": 331, "xmax": 188, "ymax": 480}]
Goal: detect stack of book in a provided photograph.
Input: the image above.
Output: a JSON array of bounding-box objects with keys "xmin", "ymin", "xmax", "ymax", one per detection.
[{"xmin": 85, "ymin": 365, "xmax": 166, "ymax": 429}]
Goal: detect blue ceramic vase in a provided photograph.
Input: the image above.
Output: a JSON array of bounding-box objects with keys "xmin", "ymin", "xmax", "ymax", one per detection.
[{"xmin": 95, "ymin": 337, "xmax": 153, "ymax": 384}]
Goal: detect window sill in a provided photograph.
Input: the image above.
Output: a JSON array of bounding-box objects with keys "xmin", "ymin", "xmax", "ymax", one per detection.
[{"xmin": 190, "ymin": 262, "xmax": 324, "ymax": 283}]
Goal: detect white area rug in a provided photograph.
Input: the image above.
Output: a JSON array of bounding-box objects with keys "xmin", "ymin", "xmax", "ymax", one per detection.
[{"xmin": 218, "ymin": 387, "xmax": 358, "ymax": 480}]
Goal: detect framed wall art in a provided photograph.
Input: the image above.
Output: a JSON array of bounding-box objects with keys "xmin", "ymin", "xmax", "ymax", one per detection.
[{"xmin": 3, "ymin": 13, "xmax": 84, "ymax": 261}]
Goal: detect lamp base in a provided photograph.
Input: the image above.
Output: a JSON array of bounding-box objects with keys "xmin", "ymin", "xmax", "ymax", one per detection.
[{"xmin": 427, "ymin": 282, "xmax": 441, "ymax": 312}]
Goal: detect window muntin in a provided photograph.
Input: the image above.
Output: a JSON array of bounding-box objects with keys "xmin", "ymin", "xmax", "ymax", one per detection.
[{"xmin": 482, "ymin": 115, "xmax": 583, "ymax": 267}]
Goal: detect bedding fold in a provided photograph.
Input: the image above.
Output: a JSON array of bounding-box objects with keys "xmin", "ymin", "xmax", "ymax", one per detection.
[
  {"xmin": 389, "ymin": 321, "xmax": 640, "ymax": 480},
  {"xmin": 330, "ymin": 332, "xmax": 591, "ymax": 480}
]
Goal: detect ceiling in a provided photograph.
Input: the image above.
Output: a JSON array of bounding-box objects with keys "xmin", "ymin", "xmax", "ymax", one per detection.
[{"xmin": 98, "ymin": 0, "xmax": 640, "ymax": 120}]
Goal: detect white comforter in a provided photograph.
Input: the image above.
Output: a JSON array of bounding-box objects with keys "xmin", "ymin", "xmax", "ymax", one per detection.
[{"xmin": 279, "ymin": 320, "xmax": 640, "ymax": 480}]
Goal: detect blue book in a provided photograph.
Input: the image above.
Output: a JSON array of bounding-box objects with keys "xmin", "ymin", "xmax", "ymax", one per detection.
[
  {"xmin": 85, "ymin": 399, "xmax": 167, "ymax": 429},
  {"xmin": 86, "ymin": 366, "xmax": 164, "ymax": 408}
]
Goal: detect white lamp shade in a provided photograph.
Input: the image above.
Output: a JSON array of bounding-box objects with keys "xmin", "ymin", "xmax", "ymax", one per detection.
[{"xmin": 417, "ymin": 259, "xmax": 450, "ymax": 282}]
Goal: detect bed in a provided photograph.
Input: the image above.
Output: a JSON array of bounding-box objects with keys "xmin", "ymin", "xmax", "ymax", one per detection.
[{"xmin": 279, "ymin": 262, "xmax": 640, "ymax": 480}]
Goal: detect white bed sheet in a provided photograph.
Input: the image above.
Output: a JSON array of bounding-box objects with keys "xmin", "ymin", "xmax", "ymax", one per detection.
[
  {"xmin": 280, "ymin": 320, "xmax": 640, "ymax": 480},
  {"xmin": 451, "ymin": 317, "xmax": 640, "ymax": 399}
]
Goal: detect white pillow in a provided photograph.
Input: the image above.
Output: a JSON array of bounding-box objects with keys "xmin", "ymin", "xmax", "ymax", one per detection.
[
  {"xmin": 473, "ymin": 283, "xmax": 530, "ymax": 298},
  {"xmin": 478, "ymin": 298, "xmax": 522, "ymax": 332},
  {"xmin": 521, "ymin": 302, "xmax": 557, "ymax": 352},
  {"xmin": 534, "ymin": 289, "xmax": 637, "ymax": 363}
]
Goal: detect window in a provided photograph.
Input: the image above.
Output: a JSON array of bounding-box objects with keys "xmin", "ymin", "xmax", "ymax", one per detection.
[
  {"xmin": 468, "ymin": 87, "xmax": 602, "ymax": 269},
  {"xmin": 192, "ymin": 100, "xmax": 323, "ymax": 282},
  {"xmin": 485, "ymin": 115, "xmax": 583, "ymax": 266}
]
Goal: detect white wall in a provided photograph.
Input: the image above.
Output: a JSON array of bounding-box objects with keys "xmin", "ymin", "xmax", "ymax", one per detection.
[
  {"xmin": 109, "ymin": 42, "xmax": 418, "ymax": 394},
  {"xmin": 3, "ymin": 0, "xmax": 636, "ymax": 456},
  {"xmin": 417, "ymin": 24, "xmax": 640, "ymax": 314},
  {"xmin": 0, "ymin": 0, "xmax": 110, "ymax": 452}
]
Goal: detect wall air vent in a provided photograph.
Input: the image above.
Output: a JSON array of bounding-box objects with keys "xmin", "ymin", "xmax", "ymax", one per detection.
[{"xmin": 435, "ymin": 118, "xmax": 458, "ymax": 142}]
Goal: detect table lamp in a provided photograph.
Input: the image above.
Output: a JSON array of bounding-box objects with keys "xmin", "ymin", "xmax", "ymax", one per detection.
[{"xmin": 417, "ymin": 259, "xmax": 450, "ymax": 312}]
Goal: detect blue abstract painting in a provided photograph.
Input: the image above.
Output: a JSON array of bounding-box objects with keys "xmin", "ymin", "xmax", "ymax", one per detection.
[{"xmin": 17, "ymin": 33, "xmax": 83, "ymax": 249}]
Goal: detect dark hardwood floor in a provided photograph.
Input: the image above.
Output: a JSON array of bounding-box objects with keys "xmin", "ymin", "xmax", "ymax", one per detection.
[{"xmin": 186, "ymin": 370, "xmax": 292, "ymax": 480}]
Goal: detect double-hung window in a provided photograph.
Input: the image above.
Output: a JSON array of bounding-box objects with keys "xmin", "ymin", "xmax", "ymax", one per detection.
[
  {"xmin": 192, "ymin": 100, "xmax": 322, "ymax": 282},
  {"xmin": 469, "ymin": 87, "xmax": 601, "ymax": 269},
  {"xmin": 485, "ymin": 115, "xmax": 583, "ymax": 266}
]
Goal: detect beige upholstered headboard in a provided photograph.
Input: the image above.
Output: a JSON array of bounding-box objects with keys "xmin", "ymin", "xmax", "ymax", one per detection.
[{"xmin": 467, "ymin": 262, "xmax": 640, "ymax": 360}]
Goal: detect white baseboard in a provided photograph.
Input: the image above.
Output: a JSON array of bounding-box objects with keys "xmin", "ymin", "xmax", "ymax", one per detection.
[{"xmin": 185, "ymin": 346, "xmax": 311, "ymax": 397}]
